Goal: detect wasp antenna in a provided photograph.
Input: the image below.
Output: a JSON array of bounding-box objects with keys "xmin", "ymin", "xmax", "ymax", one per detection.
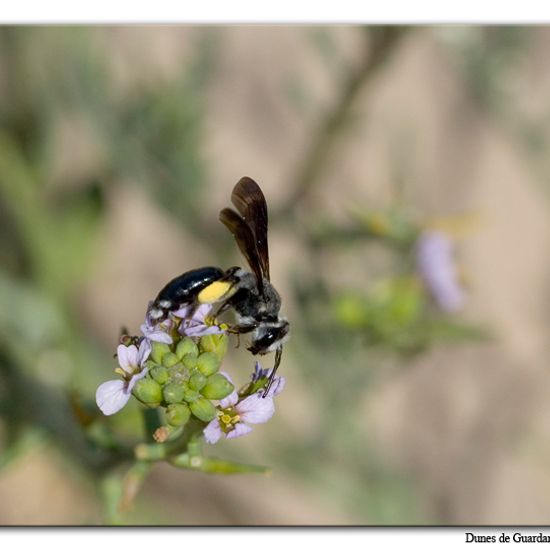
[{"xmin": 262, "ymin": 346, "xmax": 283, "ymax": 398}]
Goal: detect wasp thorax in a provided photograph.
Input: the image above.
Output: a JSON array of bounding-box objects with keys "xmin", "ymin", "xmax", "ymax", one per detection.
[{"xmin": 228, "ymin": 277, "xmax": 281, "ymax": 321}]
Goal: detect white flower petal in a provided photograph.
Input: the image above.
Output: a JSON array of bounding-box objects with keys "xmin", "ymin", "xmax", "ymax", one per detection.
[
  {"xmin": 193, "ymin": 304, "xmax": 212, "ymax": 321},
  {"xmin": 96, "ymin": 379, "xmax": 131, "ymax": 416},
  {"xmin": 226, "ymin": 423, "xmax": 254, "ymax": 439},
  {"xmin": 125, "ymin": 345, "xmax": 139, "ymax": 367},
  {"xmin": 172, "ymin": 304, "xmax": 193, "ymax": 319},
  {"xmin": 203, "ymin": 419, "xmax": 222, "ymax": 444},
  {"xmin": 151, "ymin": 331, "xmax": 173, "ymax": 344},
  {"xmin": 140, "ymin": 323, "xmax": 173, "ymax": 344},
  {"xmin": 116, "ymin": 344, "xmax": 131, "ymax": 371},
  {"xmin": 237, "ymin": 394, "xmax": 275, "ymax": 424},
  {"xmin": 219, "ymin": 390, "xmax": 238, "ymax": 409},
  {"xmin": 137, "ymin": 339, "xmax": 152, "ymax": 365}
]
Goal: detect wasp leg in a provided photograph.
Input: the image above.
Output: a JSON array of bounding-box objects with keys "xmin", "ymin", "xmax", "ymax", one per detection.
[
  {"xmin": 226, "ymin": 324, "xmax": 257, "ymax": 334},
  {"xmin": 225, "ymin": 323, "xmax": 257, "ymax": 348},
  {"xmin": 223, "ymin": 326, "xmax": 241, "ymax": 348}
]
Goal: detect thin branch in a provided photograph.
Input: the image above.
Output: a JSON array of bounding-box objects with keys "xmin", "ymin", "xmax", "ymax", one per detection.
[{"xmin": 275, "ymin": 26, "xmax": 410, "ymax": 221}]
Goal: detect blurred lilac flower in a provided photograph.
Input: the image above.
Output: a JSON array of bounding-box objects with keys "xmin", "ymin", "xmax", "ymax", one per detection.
[
  {"xmin": 96, "ymin": 339, "xmax": 151, "ymax": 416},
  {"xmin": 203, "ymin": 367, "xmax": 285, "ymax": 444},
  {"xmin": 416, "ymin": 231, "xmax": 465, "ymax": 312},
  {"xmin": 174, "ymin": 303, "xmax": 225, "ymax": 338}
]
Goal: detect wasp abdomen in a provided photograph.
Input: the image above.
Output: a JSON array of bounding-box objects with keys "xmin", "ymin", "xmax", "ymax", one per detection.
[{"xmin": 150, "ymin": 266, "xmax": 225, "ymax": 321}]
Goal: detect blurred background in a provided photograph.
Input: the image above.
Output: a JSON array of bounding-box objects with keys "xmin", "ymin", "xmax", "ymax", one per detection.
[{"xmin": 1, "ymin": 25, "xmax": 550, "ymax": 525}]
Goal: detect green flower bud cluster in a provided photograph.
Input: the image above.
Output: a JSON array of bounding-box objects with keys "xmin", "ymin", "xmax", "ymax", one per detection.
[{"xmin": 132, "ymin": 334, "xmax": 233, "ymax": 429}]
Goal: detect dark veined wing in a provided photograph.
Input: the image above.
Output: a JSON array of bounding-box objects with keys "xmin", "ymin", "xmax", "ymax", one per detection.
[
  {"xmin": 230, "ymin": 177, "xmax": 270, "ymax": 281},
  {"xmin": 219, "ymin": 207, "xmax": 265, "ymax": 294}
]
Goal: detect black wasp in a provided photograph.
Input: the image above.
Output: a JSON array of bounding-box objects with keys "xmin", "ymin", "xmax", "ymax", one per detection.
[{"xmin": 148, "ymin": 177, "xmax": 290, "ymax": 396}]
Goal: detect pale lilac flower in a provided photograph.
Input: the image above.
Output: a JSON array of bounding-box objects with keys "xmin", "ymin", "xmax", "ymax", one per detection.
[
  {"xmin": 174, "ymin": 303, "xmax": 225, "ymax": 338},
  {"xmin": 140, "ymin": 313, "xmax": 173, "ymax": 344},
  {"xmin": 96, "ymin": 339, "xmax": 151, "ymax": 416},
  {"xmin": 203, "ymin": 367, "xmax": 285, "ymax": 444},
  {"xmin": 416, "ymin": 231, "xmax": 465, "ymax": 312}
]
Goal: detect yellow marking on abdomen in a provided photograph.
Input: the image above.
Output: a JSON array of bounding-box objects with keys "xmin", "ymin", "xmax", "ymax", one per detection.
[{"xmin": 198, "ymin": 280, "xmax": 234, "ymax": 304}]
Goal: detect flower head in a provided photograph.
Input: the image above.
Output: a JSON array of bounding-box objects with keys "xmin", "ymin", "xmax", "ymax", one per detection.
[
  {"xmin": 96, "ymin": 339, "xmax": 151, "ymax": 416},
  {"xmin": 174, "ymin": 304, "xmax": 225, "ymax": 338},
  {"xmin": 416, "ymin": 231, "xmax": 465, "ymax": 312},
  {"xmin": 203, "ymin": 365, "xmax": 285, "ymax": 444}
]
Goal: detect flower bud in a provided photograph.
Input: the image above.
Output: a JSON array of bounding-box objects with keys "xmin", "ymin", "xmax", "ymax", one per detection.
[
  {"xmin": 196, "ymin": 351, "xmax": 221, "ymax": 377},
  {"xmin": 153, "ymin": 426, "xmax": 170, "ymax": 443},
  {"xmin": 190, "ymin": 396, "xmax": 217, "ymax": 422},
  {"xmin": 199, "ymin": 333, "xmax": 228, "ymax": 361},
  {"xmin": 188, "ymin": 371, "xmax": 207, "ymax": 391},
  {"xmin": 151, "ymin": 342, "xmax": 171, "ymax": 364},
  {"xmin": 165, "ymin": 403, "xmax": 191, "ymax": 427},
  {"xmin": 176, "ymin": 337, "xmax": 199, "ymax": 360},
  {"xmin": 161, "ymin": 352, "xmax": 180, "ymax": 368},
  {"xmin": 200, "ymin": 373, "xmax": 234, "ymax": 400},
  {"xmin": 149, "ymin": 366, "xmax": 169, "ymax": 385},
  {"xmin": 181, "ymin": 353, "xmax": 197, "ymax": 369},
  {"xmin": 133, "ymin": 378, "xmax": 162, "ymax": 407},
  {"xmin": 182, "ymin": 387, "xmax": 200, "ymax": 403},
  {"xmin": 163, "ymin": 382, "xmax": 185, "ymax": 404},
  {"xmin": 153, "ymin": 425, "xmax": 182, "ymax": 443}
]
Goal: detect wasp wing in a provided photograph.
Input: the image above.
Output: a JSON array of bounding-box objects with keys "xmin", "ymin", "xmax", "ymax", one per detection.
[
  {"xmin": 219, "ymin": 207, "xmax": 265, "ymax": 293},
  {"xmin": 230, "ymin": 177, "xmax": 270, "ymax": 281}
]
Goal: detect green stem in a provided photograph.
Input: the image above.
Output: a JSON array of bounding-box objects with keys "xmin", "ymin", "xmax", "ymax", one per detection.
[
  {"xmin": 134, "ymin": 417, "xmax": 205, "ymax": 461},
  {"xmin": 170, "ymin": 453, "xmax": 270, "ymax": 475},
  {"xmin": 134, "ymin": 417, "xmax": 269, "ymax": 475}
]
